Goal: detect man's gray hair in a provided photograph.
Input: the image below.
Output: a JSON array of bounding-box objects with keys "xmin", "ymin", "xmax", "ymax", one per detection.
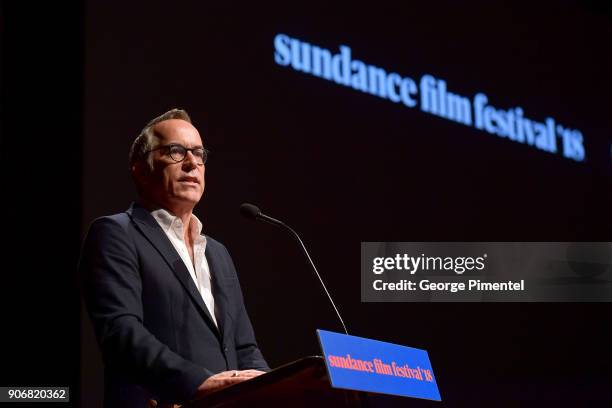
[{"xmin": 129, "ymin": 108, "xmax": 192, "ymax": 169}]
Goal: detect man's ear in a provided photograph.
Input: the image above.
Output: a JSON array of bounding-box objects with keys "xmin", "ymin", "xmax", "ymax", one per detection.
[{"xmin": 132, "ymin": 161, "xmax": 151, "ymax": 186}]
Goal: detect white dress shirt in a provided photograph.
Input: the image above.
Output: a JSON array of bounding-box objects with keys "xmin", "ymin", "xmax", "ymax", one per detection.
[{"xmin": 150, "ymin": 208, "xmax": 217, "ymax": 327}]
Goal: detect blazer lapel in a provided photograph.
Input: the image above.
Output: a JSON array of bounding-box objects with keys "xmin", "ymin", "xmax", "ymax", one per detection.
[
  {"xmin": 126, "ymin": 203, "xmax": 221, "ymax": 338},
  {"xmin": 206, "ymin": 246, "xmax": 230, "ymax": 341}
]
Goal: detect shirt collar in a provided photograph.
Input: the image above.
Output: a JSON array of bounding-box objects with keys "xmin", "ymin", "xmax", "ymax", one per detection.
[{"xmin": 150, "ymin": 207, "xmax": 206, "ymax": 244}]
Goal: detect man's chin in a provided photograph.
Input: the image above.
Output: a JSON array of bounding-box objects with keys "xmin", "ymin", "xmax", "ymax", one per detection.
[{"xmin": 174, "ymin": 192, "xmax": 203, "ymax": 206}]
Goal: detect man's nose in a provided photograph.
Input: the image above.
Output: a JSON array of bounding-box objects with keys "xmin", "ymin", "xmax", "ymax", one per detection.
[{"xmin": 182, "ymin": 151, "xmax": 199, "ymax": 169}]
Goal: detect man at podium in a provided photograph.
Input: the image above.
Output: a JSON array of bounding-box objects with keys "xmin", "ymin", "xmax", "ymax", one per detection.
[{"xmin": 79, "ymin": 109, "xmax": 269, "ymax": 407}]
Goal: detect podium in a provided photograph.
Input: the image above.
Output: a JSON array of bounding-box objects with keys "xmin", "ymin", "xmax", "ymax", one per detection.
[
  {"xmin": 184, "ymin": 356, "xmax": 368, "ymax": 407},
  {"xmin": 183, "ymin": 330, "xmax": 440, "ymax": 407}
]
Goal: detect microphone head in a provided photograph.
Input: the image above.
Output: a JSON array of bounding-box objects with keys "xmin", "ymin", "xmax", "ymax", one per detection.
[{"xmin": 240, "ymin": 203, "xmax": 261, "ymax": 220}]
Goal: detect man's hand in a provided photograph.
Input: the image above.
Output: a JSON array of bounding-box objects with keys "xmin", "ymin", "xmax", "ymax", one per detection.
[
  {"xmin": 148, "ymin": 371, "xmax": 266, "ymax": 407},
  {"xmin": 195, "ymin": 370, "xmax": 266, "ymax": 397}
]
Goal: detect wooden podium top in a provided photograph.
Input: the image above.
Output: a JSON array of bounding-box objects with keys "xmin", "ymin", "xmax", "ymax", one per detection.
[{"xmin": 185, "ymin": 356, "xmax": 361, "ymax": 408}]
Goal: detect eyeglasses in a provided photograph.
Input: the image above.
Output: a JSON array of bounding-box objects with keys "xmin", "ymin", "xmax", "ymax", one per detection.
[{"xmin": 145, "ymin": 144, "xmax": 209, "ymax": 165}]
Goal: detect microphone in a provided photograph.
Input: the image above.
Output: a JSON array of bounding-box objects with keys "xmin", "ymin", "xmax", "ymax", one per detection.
[
  {"xmin": 239, "ymin": 203, "xmax": 284, "ymax": 227},
  {"xmin": 240, "ymin": 202, "xmax": 349, "ymax": 335}
]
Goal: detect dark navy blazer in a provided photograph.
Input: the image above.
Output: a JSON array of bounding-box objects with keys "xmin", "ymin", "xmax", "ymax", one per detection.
[{"xmin": 79, "ymin": 203, "xmax": 269, "ymax": 407}]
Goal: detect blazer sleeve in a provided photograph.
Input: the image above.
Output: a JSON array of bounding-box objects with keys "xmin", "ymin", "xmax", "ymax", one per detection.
[
  {"xmin": 220, "ymin": 244, "xmax": 271, "ymax": 372},
  {"xmin": 79, "ymin": 217, "xmax": 210, "ymax": 402}
]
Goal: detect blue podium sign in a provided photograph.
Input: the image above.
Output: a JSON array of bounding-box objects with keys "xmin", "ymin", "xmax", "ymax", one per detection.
[{"xmin": 317, "ymin": 329, "xmax": 441, "ymax": 401}]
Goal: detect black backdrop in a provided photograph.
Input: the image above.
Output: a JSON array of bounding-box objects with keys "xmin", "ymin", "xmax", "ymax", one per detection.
[
  {"xmin": 2, "ymin": 1, "xmax": 612, "ymax": 406},
  {"xmin": 1, "ymin": 2, "xmax": 83, "ymax": 407}
]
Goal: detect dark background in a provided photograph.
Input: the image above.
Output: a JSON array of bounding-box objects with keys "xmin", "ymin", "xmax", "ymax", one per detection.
[{"xmin": 2, "ymin": 1, "xmax": 612, "ymax": 406}]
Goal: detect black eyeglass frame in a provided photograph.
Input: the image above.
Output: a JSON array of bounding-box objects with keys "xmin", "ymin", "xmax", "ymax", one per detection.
[{"xmin": 144, "ymin": 143, "xmax": 209, "ymax": 164}]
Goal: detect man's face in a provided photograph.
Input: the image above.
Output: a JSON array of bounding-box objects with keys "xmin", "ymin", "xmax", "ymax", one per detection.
[{"xmin": 139, "ymin": 119, "xmax": 206, "ymax": 212}]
